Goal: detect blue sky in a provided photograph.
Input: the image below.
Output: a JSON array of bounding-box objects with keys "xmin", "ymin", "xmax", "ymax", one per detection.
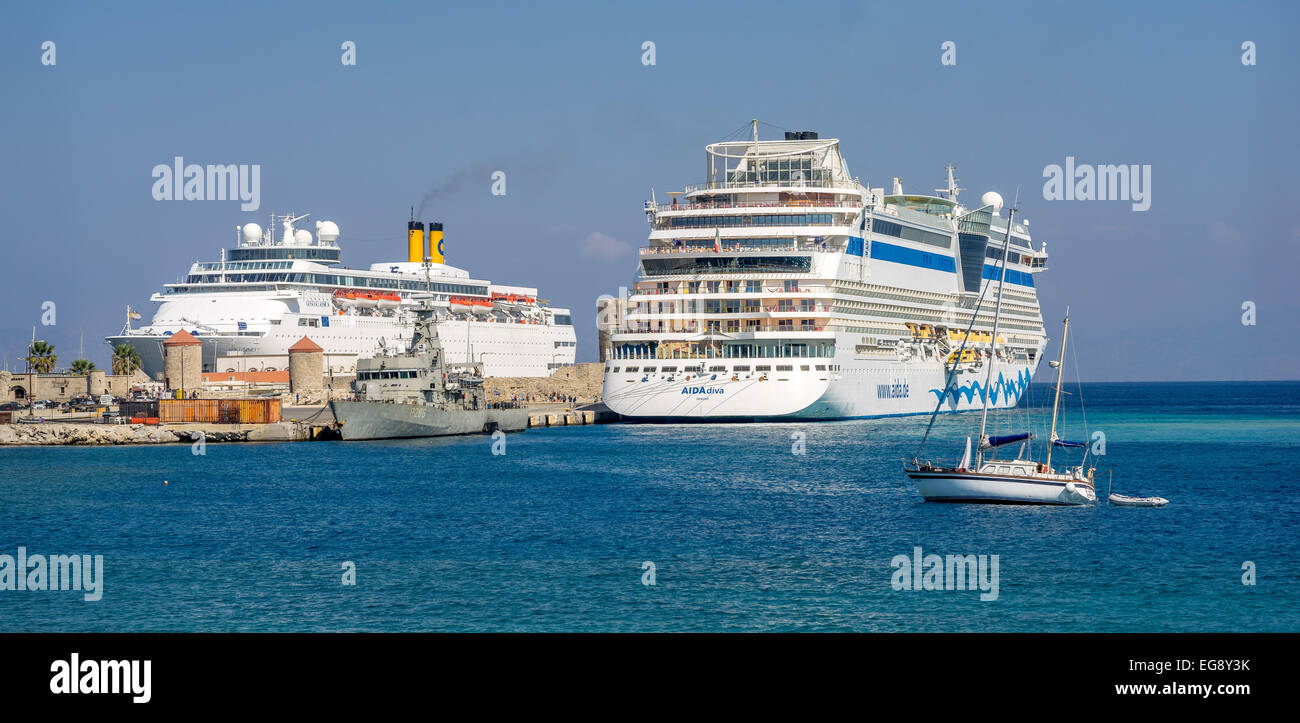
[{"xmin": 2, "ymin": 0, "xmax": 1297, "ymax": 380}]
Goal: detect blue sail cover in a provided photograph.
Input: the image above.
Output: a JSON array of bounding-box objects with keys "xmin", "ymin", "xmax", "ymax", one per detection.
[
  {"xmin": 986, "ymin": 433, "xmax": 1032, "ymax": 448},
  {"xmin": 1052, "ymin": 439, "xmax": 1086, "ymax": 448}
]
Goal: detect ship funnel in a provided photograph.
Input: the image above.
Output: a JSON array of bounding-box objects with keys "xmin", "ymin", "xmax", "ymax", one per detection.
[
  {"xmin": 427, "ymin": 222, "xmax": 445, "ymax": 264},
  {"xmin": 408, "ymin": 221, "xmax": 425, "ymax": 263}
]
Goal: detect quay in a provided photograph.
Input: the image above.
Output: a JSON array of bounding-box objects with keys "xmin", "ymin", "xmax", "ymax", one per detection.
[
  {"xmin": 0, "ymin": 402, "xmax": 617, "ymax": 447},
  {"xmin": 3, "ymin": 331, "xmax": 614, "ymax": 445}
]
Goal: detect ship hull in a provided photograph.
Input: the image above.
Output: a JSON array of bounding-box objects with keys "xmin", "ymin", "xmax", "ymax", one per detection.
[
  {"xmin": 329, "ymin": 400, "xmax": 529, "ymax": 441},
  {"xmin": 602, "ymin": 357, "xmax": 1039, "ymax": 422},
  {"xmin": 907, "ymin": 470, "xmax": 1096, "ymax": 505},
  {"xmin": 110, "ymin": 315, "xmax": 575, "ymax": 380}
]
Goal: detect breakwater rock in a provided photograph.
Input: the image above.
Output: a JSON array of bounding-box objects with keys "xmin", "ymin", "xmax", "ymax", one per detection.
[{"xmin": 0, "ymin": 423, "xmax": 181, "ymax": 446}]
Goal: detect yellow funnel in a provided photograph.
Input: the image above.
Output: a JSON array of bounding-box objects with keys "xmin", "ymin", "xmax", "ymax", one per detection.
[
  {"xmin": 407, "ymin": 221, "xmax": 425, "ymax": 263},
  {"xmin": 427, "ymin": 222, "xmax": 445, "ymax": 264}
]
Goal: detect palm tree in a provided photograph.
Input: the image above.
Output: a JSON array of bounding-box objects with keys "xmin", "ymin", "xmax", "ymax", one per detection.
[
  {"xmin": 111, "ymin": 344, "xmax": 142, "ymax": 376},
  {"xmin": 70, "ymin": 359, "xmax": 96, "ymax": 375},
  {"xmin": 25, "ymin": 341, "xmax": 57, "ymax": 373}
]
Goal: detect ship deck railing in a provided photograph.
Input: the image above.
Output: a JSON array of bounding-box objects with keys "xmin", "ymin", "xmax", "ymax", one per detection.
[
  {"xmin": 611, "ymin": 326, "xmax": 829, "ymax": 335},
  {"xmin": 640, "ymin": 242, "xmax": 837, "ymax": 256},
  {"xmin": 681, "ymin": 179, "xmax": 867, "ymax": 194},
  {"xmin": 626, "ymin": 305, "xmax": 832, "ymax": 314},
  {"xmin": 648, "ymin": 199, "xmax": 857, "ymax": 213},
  {"xmin": 631, "ymin": 286, "xmax": 821, "ymax": 295}
]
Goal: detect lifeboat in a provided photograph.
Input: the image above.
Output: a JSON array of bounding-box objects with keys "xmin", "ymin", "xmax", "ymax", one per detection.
[
  {"xmin": 946, "ymin": 349, "xmax": 980, "ymax": 366},
  {"xmin": 471, "ymin": 299, "xmax": 493, "ymax": 315},
  {"xmin": 449, "ymin": 297, "xmax": 473, "ymax": 314},
  {"xmin": 491, "ymin": 292, "xmax": 530, "ymax": 306},
  {"xmin": 374, "ymin": 292, "xmax": 401, "ymax": 310},
  {"xmin": 332, "ymin": 289, "xmax": 357, "ymax": 309}
]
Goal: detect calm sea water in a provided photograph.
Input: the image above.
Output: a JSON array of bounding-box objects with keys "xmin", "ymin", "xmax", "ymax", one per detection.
[{"xmin": 2, "ymin": 381, "xmax": 1297, "ymax": 632}]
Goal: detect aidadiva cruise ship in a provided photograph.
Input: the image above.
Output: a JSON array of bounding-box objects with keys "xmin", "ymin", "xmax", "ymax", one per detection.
[
  {"xmin": 601, "ymin": 121, "xmax": 1048, "ymax": 421},
  {"xmin": 108, "ymin": 214, "xmax": 576, "ymax": 379}
]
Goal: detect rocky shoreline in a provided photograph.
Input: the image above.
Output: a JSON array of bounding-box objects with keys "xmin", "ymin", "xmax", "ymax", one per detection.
[
  {"xmin": 0, "ymin": 423, "xmax": 296, "ymax": 446},
  {"xmin": 0, "ymin": 423, "xmax": 182, "ymax": 446}
]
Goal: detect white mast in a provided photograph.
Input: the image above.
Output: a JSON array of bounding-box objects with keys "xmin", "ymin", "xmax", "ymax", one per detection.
[
  {"xmin": 976, "ymin": 203, "xmax": 1017, "ymax": 467},
  {"xmin": 937, "ymin": 165, "xmax": 962, "ymax": 201},
  {"xmin": 1044, "ymin": 310, "xmax": 1071, "ymax": 471}
]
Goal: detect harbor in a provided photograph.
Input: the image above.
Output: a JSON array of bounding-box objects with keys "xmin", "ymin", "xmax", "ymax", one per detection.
[
  {"xmin": 3, "ymin": 380, "xmax": 1295, "ymax": 633},
  {"xmin": 0, "ymin": 351, "xmax": 612, "ymax": 446}
]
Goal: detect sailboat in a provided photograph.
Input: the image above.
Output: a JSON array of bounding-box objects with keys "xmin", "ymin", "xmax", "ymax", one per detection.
[{"xmin": 904, "ymin": 203, "xmax": 1097, "ymax": 506}]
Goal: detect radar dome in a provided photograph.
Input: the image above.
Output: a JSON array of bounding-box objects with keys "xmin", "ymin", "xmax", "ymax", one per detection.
[
  {"xmin": 316, "ymin": 220, "xmax": 340, "ymax": 244},
  {"xmin": 294, "ymin": 229, "xmax": 312, "ymax": 245},
  {"xmin": 980, "ymin": 191, "xmax": 1004, "ymax": 212},
  {"xmin": 241, "ymin": 223, "xmax": 263, "ymax": 244}
]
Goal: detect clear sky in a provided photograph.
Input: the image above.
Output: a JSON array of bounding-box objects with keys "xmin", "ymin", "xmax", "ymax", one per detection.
[{"xmin": 2, "ymin": 0, "xmax": 1297, "ymax": 380}]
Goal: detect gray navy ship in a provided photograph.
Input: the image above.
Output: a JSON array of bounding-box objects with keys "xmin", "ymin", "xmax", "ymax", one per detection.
[{"xmin": 329, "ymin": 299, "xmax": 529, "ymax": 440}]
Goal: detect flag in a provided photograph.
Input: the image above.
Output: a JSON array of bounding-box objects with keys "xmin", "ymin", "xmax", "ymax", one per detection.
[{"xmin": 127, "ymin": 306, "xmax": 142, "ymax": 320}]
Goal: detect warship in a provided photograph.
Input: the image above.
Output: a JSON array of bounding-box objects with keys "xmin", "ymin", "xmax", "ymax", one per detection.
[{"xmin": 329, "ymin": 298, "xmax": 529, "ymax": 440}]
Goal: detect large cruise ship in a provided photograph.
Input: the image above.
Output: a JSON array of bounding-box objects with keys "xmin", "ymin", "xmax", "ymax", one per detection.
[
  {"xmin": 108, "ymin": 214, "xmax": 576, "ymax": 379},
  {"xmin": 601, "ymin": 122, "xmax": 1048, "ymax": 421}
]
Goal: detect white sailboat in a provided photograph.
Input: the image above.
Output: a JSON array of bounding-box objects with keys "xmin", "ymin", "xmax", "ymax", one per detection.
[{"xmin": 904, "ymin": 203, "xmax": 1097, "ymax": 505}]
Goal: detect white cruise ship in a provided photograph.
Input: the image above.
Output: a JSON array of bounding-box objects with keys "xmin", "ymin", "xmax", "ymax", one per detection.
[
  {"xmin": 108, "ymin": 214, "xmax": 576, "ymax": 379},
  {"xmin": 601, "ymin": 122, "xmax": 1048, "ymax": 421}
]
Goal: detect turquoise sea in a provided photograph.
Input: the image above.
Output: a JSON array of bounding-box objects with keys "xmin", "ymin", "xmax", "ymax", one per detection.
[{"xmin": 1, "ymin": 381, "xmax": 1296, "ymax": 631}]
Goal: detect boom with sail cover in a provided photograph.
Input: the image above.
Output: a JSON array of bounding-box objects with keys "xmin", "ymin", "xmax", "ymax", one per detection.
[{"xmin": 982, "ymin": 432, "xmax": 1033, "ymax": 449}]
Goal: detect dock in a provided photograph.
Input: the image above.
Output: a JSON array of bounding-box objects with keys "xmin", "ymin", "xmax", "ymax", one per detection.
[
  {"xmin": 525, "ymin": 402, "xmax": 618, "ymax": 428},
  {"xmin": 0, "ymin": 401, "xmax": 620, "ymax": 447}
]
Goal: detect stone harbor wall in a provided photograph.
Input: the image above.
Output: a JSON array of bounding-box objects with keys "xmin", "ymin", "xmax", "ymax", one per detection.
[
  {"xmin": 0, "ymin": 421, "xmax": 305, "ymax": 445},
  {"xmin": 1, "ymin": 369, "xmax": 153, "ymax": 402},
  {"xmin": 482, "ymin": 362, "xmax": 603, "ymax": 405},
  {"xmin": 0, "ymin": 423, "xmax": 181, "ymax": 445}
]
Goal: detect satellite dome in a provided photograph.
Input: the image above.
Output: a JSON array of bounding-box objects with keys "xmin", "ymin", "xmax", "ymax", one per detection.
[
  {"xmin": 294, "ymin": 229, "xmax": 312, "ymax": 245},
  {"xmin": 316, "ymin": 220, "xmax": 340, "ymax": 244},
  {"xmin": 980, "ymin": 191, "xmax": 1004, "ymax": 212},
  {"xmin": 241, "ymin": 223, "xmax": 263, "ymax": 244}
]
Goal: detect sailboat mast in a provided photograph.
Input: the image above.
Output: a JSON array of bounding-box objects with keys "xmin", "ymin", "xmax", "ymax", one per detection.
[
  {"xmin": 976, "ymin": 205, "xmax": 1017, "ymax": 466},
  {"xmin": 1045, "ymin": 311, "xmax": 1071, "ymax": 470}
]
